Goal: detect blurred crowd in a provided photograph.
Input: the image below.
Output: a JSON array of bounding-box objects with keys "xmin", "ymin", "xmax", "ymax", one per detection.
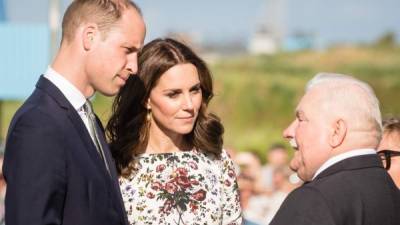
[{"xmin": 227, "ymin": 144, "xmax": 301, "ymax": 225}]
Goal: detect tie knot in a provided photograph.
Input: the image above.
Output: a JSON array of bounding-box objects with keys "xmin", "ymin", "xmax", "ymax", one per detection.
[{"xmin": 83, "ymin": 101, "xmax": 94, "ymax": 115}]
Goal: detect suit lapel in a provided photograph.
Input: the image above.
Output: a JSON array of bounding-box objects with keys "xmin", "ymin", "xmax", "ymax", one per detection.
[
  {"xmin": 36, "ymin": 76, "xmax": 112, "ymax": 178},
  {"xmin": 94, "ymin": 111, "xmax": 129, "ymax": 224},
  {"xmin": 315, "ymin": 154, "xmax": 384, "ymax": 180},
  {"xmin": 67, "ymin": 109, "xmax": 111, "ymax": 176}
]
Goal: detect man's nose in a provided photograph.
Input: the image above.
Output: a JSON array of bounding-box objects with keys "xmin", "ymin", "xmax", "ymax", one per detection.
[
  {"xmin": 283, "ymin": 120, "xmax": 296, "ymax": 139},
  {"xmin": 126, "ymin": 53, "xmax": 138, "ymax": 75}
]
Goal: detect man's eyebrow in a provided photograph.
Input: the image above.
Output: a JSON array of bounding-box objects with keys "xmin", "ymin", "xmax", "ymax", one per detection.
[
  {"xmin": 125, "ymin": 46, "xmax": 140, "ymax": 52},
  {"xmin": 296, "ymin": 110, "xmax": 305, "ymax": 118}
]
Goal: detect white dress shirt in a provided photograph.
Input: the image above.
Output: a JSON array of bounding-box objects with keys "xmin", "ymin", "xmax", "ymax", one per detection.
[
  {"xmin": 312, "ymin": 148, "xmax": 377, "ymax": 180},
  {"xmin": 43, "ymin": 66, "xmax": 92, "ymax": 138}
]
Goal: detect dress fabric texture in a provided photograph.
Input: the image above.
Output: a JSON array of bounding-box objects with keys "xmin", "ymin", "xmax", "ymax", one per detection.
[{"xmin": 119, "ymin": 149, "xmax": 242, "ymax": 225}]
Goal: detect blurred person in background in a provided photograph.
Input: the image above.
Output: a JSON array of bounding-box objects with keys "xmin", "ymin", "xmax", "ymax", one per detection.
[
  {"xmin": 270, "ymin": 73, "xmax": 400, "ymax": 225},
  {"xmin": 263, "ymin": 166, "xmax": 297, "ymax": 224},
  {"xmin": 260, "ymin": 144, "xmax": 289, "ymax": 192},
  {"xmin": 378, "ymin": 117, "xmax": 400, "ymax": 188},
  {"xmin": 236, "ymin": 150, "xmax": 298, "ymax": 225},
  {"xmin": 237, "ymin": 173, "xmax": 262, "ymax": 225},
  {"xmin": 236, "ymin": 151, "xmax": 263, "ymax": 191},
  {"xmin": 106, "ymin": 38, "xmax": 242, "ymax": 225},
  {"xmin": 2, "ymin": 0, "xmax": 145, "ymax": 224},
  {"xmin": 236, "ymin": 151, "xmax": 268, "ymax": 225}
]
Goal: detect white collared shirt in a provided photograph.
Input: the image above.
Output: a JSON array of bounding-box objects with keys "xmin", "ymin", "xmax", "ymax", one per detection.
[
  {"xmin": 43, "ymin": 66, "xmax": 92, "ymax": 136},
  {"xmin": 312, "ymin": 148, "xmax": 377, "ymax": 180}
]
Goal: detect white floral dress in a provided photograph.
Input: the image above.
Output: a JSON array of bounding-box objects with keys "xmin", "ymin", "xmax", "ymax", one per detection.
[{"xmin": 119, "ymin": 149, "xmax": 242, "ymax": 225}]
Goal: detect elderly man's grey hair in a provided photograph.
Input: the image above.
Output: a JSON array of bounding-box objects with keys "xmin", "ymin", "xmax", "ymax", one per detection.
[{"xmin": 306, "ymin": 72, "xmax": 382, "ymax": 143}]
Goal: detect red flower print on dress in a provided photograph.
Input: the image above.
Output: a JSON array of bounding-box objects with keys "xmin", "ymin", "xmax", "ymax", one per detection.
[
  {"xmin": 146, "ymin": 192, "xmax": 155, "ymax": 199},
  {"xmin": 176, "ymin": 167, "xmax": 188, "ymax": 176},
  {"xmin": 120, "ymin": 150, "xmax": 243, "ymax": 225},
  {"xmin": 188, "ymin": 161, "xmax": 198, "ymax": 170},
  {"xmin": 176, "ymin": 176, "xmax": 192, "ymax": 188},
  {"xmin": 165, "ymin": 181, "xmax": 178, "ymax": 194},
  {"xmin": 156, "ymin": 164, "xmax": 166, "ymax": 172},
  {"xmin": 228, "ymin": 169, "xmax": 236, "ymax": 178},
  {"xmin": 151, "ymin": 181, "xmax": 162, "ymax": 191},
  {"xmin": 189, "ymin": 202, "xmax": 199, "ymax": 212},
  {"xmin": 191, "ymin": 189, "xmax": 206, "ymax": 201}
]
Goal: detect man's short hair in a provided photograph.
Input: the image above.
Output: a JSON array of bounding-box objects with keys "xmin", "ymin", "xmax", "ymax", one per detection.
[
  {"xmin": 306, "ymin": 73, "xmax": 382, "ymax": 143},
  {"xmin": 61, "ymin": 0, "xmax": 142, "ymax": 42}
]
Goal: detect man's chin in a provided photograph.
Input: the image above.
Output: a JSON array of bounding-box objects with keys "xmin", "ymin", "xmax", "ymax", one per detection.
[
  {"xmin": 297, "ymin": 172, "xmax": 310, "ymax": 182},
  {"xmin": 289, "ymin": 153, "xmax": 302, "ymax": 171},
  {"xmin": 97, "ymin": 88, "xmax": 120, "ymax": 97},
  {"xmin": 289, "ymin": 163, "xmax": 310, "ymax": 182}
]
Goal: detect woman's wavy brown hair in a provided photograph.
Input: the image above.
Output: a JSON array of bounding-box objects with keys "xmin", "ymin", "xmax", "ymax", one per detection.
[{"xmin": 106, "ymin": 38, "xmax": 224, "ymax": 177}]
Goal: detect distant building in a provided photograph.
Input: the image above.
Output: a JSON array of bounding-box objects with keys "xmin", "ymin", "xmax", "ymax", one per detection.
[
  {"xmin": 248, "ymin": 27, "xmax": 280, "ymax": 55},
  {"xmin": 283, "ymin": 32, "xmax": 315, "ymax": 51},
  {"xmin": 248, "ymin": 0, "xmax": 285, "ymax": 55}
]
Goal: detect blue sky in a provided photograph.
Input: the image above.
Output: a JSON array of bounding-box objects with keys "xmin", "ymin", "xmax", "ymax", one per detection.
[{"xmin": 4, "ymin": 0, "xmax": 400, "ymax": 46}]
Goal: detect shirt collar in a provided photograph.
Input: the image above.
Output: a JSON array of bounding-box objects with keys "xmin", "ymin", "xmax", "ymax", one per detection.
[
  {"xmin": 312, "ymin": 148, "xmax": 376, "ymax": 180},
  {"xmin": 43, "ymin": 66, "xmax": 87, "ymax": 111}
]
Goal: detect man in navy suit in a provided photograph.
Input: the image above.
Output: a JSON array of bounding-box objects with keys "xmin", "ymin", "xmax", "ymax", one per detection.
[
  {"xmin": 3, "ymin": 0, "xmax": 145, "ymax": 224},
  {"xmin": 270, "ymin": 73, "xmax": 400, "ymax": 225}
]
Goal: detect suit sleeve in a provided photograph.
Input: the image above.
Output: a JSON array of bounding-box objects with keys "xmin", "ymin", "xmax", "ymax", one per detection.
[
  {"xmin": 3, "ymin": 109, "xmax": 67, "ymax": 225},
  {"xmin": 269, "ymin": 186, "xmax": 335, "ymax": 225}
]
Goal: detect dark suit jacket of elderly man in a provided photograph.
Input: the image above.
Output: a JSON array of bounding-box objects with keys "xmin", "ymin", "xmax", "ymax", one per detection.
[
  {"xmin": 3, "ymin": 76, "xmax": 129, "ymax": 225},
  {"xmin": 270, "ymin": 154, "xmax": 400, "ymax": 225}
]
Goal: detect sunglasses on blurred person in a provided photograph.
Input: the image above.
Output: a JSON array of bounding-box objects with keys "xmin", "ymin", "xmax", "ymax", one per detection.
[{"xmin": 377, "ymin": 150, "xmax": 400, "ymax": 170}]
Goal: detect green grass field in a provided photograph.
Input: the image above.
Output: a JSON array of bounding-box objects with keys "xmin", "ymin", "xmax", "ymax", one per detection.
[{"xmin": 2, "ymin": 46, "xmax": 399, "ymax": 162}]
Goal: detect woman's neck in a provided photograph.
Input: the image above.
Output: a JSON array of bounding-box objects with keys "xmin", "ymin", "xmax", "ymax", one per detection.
[{"xmin": 146, "ymin": 120, "xmax": 191, "ymax": 154}]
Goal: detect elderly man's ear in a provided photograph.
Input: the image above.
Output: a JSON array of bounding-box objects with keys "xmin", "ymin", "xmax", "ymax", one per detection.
[{"xmin": 330, "ymin": 119, "xmax": 347, "ymax": 148}]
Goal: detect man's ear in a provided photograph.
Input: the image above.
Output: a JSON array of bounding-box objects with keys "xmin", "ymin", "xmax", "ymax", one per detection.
[
  {"xmin": 330, "ymin": 119, "xmax": 347, "ymax": 148},
  {"xmin": 82, "ymin": 23, "xmax": 98, "ymax": 50}
]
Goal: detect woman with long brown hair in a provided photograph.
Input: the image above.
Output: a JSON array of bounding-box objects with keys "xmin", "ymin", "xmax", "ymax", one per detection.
[{"xmin": 106, "ymin": 38, "xmax": 242, "ymax": 225}]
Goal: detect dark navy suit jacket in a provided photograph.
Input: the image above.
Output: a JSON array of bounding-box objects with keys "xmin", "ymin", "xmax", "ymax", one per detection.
[
  {"xmin": 270, "ymin": 154, "xmax": 400, "ymax": 225},
  {"xmin": 3, "ymin": 76, "xmax": 129, "ymax": 225}
]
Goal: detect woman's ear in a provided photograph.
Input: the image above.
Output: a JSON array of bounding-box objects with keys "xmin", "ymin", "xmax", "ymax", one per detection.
[{"xmin": 330, "ymin": 119, "xmax": 347, "ymax": 148}]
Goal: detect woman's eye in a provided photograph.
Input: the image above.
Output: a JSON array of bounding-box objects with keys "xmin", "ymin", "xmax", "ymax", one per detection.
[
  {"xmin": 191, "ymin": 87, "xmax": 201, "ymax": 94},
  {"xmin": 166, "ymin": 92, "xmax": 179, "ymax": 98}
]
